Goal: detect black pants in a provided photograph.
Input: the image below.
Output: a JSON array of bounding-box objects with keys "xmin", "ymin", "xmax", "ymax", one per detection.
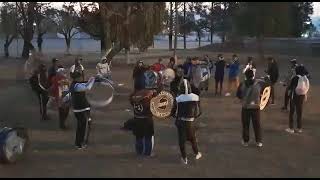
[
  {"xmin": 241, "ymin": 108, "xmax": 262, "ymax": 143},
  {"xmin": 289, "ymin": 95, "xmax": 305, "ymax": 129},
  {"xmin": 215, "ymin": 78, "xmax": 224, "ymax": 95},
  {"xmin": 175, "ymin": 120, "xmax": 199, "ymax": 159},
  {"xmin": 35, "ymin": 91, "xmax": 49, "ymax": 121},
  {"xmin": 191, "ymin": 85, "xmax": 200, "ymax": 96},
  {"xmin": 283, "ymin": 87, "xmax": 290, "ymax": 109},
  {"xmin": 59, "ymin": 106, "xmax": 70, "ymax": 129},
  {"xmin": 74, "ymin": 110, "xmax": 91, "ymax": 147},
  {"xmin": 270, "ymin": 83, "xmax": 275, "ymax": 104}
]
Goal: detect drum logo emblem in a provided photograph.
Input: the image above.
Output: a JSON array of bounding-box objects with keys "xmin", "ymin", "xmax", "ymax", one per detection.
[{"xmin": 150, "ymin": 91, "xmax": 174, "ymax": 119}]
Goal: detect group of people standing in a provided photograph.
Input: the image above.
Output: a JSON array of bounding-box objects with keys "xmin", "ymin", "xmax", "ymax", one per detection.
[
  {"xmin": 26, "ymin": 52, "xmax": 310, "ymax": 165},
  {"xmin": 28, "ymin": 56, "xmax": 112, "ymax": 149}
]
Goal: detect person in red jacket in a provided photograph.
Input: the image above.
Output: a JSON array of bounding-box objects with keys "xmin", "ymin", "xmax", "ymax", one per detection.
[
  {"xmin": 151, "ymin": 58, "xmax": 166, "ymax": 72},
  {"xmin": 51, "ymin": 66, "xmax": 70, "ymax": 129}
]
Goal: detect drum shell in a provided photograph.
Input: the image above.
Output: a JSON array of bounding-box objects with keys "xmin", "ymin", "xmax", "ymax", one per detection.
[{"xmin": 0, "ymin": 127, "xmax": 29, "ymax": 164}]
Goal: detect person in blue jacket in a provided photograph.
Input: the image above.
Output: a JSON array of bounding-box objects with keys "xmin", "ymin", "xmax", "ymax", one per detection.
[{"xmin": 225, "ymin": 54, "xmax": 240, "ymax": 97}]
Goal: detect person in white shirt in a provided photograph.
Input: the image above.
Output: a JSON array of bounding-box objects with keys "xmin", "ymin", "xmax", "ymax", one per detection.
[
  {"xmin": 242, "ymin": 57, "xmax": 256, "ymax": 79},
  {"xmin": 96, "ymin": 57, "xmax": 112, "ymax": 80}
]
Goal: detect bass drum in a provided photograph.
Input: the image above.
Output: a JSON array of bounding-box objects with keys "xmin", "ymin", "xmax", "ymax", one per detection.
[
  {"xmin": 0, "ymin": 127, "xmax": 29, "ymax": 164},
  {"xmin": 256, "ymin": 77, "xmax": 272, "ymax": 110},
  {"xmin": 143, "ymin": 70, "xmax": 161, "ymax": 89}
]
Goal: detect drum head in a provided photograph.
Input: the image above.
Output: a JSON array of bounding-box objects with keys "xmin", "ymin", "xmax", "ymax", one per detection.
[
  {"xmin": 162, "ymin": 68, "xmax": 175, "ymax": 85},
  {"xmin": 1, "ymin": 128, "xmax": 29, "ymax": 163},
  {"xmin": 150, "ymin": 91, "xmax": 174, "ymax": 119},
  {"xmin": 260, "ymin": 86, "xmax": 271, "ymax": 110},
  {"xmin": 87, "ymin": 80, "xmax": 114, "ymax": 108},
  {"xmin": 144, "ymin": 70, "xmax": 159, "ymax": 89}
]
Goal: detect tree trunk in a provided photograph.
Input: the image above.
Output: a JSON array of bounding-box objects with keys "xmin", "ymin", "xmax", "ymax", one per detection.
[
  {"xmin": 210, "ymin": 2, "xmax": 214, "ymax": 44},
  {"xmin": 37, "ymin": 35, "xmax": 43, "ymax": 53},
  {"xmin": 257, "ymin": 36, "xmax": 265, "ymax": 61},
  {"xmin": 4, "ymin": 44, "xmax": 9, "ymax": 58},
  {"xmin": 22, "ymin": 41, "xmax": 34, "ymax": 59},
  {"xmin": 65, "ymin": 37, "xmax": 71, "ymax": 55},
  {"xmin": 183, "ymin": 2, "xmax": 186, "ymax": 49},
  {"xmin": 198, "ymin": 33, "xmax": 201, "ymax": 47},
  {"xmin": 125, "ymin": 47, "xmax": 130, "ymax": 64},
  {"xmin": 169, "ymin": 2, "xmax": 173, "ymax": 51},
  {"xmin": 173, "ymin": 2, "xmax": 178, "ymax": 56}
]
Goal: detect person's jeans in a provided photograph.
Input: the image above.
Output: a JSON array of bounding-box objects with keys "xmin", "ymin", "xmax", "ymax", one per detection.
[{"xmin": 289, "ymin": 95, "xmax": 305, "ymax": 129}]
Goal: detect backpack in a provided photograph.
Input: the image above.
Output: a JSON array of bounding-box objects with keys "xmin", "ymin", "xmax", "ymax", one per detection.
[{"xmin": 295, "ymin": 75, "xmax": 309, "ymax": 95}]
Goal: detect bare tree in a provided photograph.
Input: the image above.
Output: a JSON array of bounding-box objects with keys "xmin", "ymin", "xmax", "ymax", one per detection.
[
  {"xmin": 16, "ymin": 2, "xmax": 37, "ymax": 59},
  {"xmin": 0, "ymin": 3, "xmax": 18, "ymax": 57},
  {"xmin": 54, "ymin": 3, "xmax": 79, "ymax": 54}
]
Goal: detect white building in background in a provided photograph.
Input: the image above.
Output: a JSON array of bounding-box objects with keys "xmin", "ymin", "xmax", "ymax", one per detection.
[{"xmin": 154, "ymin": 31, "xmax": 222, "ymax": 43}]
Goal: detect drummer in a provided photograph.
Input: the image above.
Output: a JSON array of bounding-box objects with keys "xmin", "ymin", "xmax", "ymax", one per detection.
[
  {"xmin": 70, "ymin": 57, "xmax": 85, "ymax": 81},
  {"xmin": 96, "ymin": 57, "xmax": 112, "ymax": 81},
  {"xmin": 63, "ymin": 72, "xmax": 96, "ymax": 149},
  {"xmin": 175, "ymin": 79, "xmax": 202, "ymax": 164},
  {"xmin": 236, "ymin": 69, "xmax": 263, "ymax": 148}
]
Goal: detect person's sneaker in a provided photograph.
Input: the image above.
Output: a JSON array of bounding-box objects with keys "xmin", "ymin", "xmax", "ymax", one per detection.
[
  {"xmin": 296, "ymin": 129, "xmax": 303, "ymax": 133},
  {"xmin": 195, "ymin": 152, "xmax": 202, "ymax": 160},
  {"xmin": 241, "ymin": 140, "xmax": 249, "ymax": 147},
  {"xmin": 256, "ymin": 142, "xmax": 263, "ymax": 147},
  {"xmin": 76, "ymin": 146, "xmax": 83, "ymax": 150},
  {"xmin": 225, "ymin": 92, "xmax": 231, "ymax": 97},
  {"xmin": 181, "ymin": 157, "xmax": 188, "ymax": 165},
  {"xmin": 285, "ymin": 128, "xmax": 294, "ymax": 134}
]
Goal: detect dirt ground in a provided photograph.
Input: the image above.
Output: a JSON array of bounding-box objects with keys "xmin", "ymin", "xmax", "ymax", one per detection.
[{"xmin": 0, "ymin": 49, "xmax": 319, "ymax": 178}]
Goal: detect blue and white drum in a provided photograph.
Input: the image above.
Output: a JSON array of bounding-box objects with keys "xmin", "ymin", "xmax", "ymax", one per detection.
[{"xmin": 0, "ymin": 127, "xmax": 29, "ymax": 163}]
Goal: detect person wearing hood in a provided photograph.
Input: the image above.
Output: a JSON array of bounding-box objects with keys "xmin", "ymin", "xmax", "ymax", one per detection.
[
  {"xmin": 174, "ymin": 79, "xmax": 202, "ymax": 165},
  {"xmin": 133, "ymin": 60, "xmax": 149, "ymax": 91},
  {"xmin": 236, "ymin": 69, "xmax": 263, "ymax": 148}
]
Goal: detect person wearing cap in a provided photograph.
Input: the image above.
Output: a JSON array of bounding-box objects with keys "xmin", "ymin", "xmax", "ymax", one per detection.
[
  {"xmin": 265, "ymin": 57, "xmax": 279, "ymax": 105},
  {"xmin": 174, "ymin": 78, "xmax": 202, "ymax": 164},
  {"xmin": 51, "ymin": 65, "xmax": 70, "ymax": 130},
  {"xmin": 214, "ymin": 54, "xmax": 226, "ymax": 96},
  {"xmin": 236, "ymin": 69, "xmax": 263, "ymax": 148},
  {"xmin": 96, "ymin": 57, "xmax": 112, "ymax": 80},
  {"xmin": 63, "ymin": 72, "xmax": 96, "ymax": 149},
  {"xmin": 225, "ymin": 54, "xmax": 240, "ymax": 97},
  {"xmin": 29, "ymin": 64, "xmax": 50, "ymax": 121},
  {"xmin": 70, "ymin": 57, "xmax": 85, "ymax": 81},
  {"xmin": 281, "ymin": 59, "xmax": 298, "ymax": 111}
]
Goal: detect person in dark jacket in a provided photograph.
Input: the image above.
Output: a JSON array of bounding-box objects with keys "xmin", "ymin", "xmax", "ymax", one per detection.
[
  {"xmin": 29, "ymin": 64, "xmax": 50, "ymax": 121},
  {"xmin": 214, "ymin": 54, "xmax": 226, "ymax": 96},
  {"xmin": 281, "ymin": 59, "xmax": 298, "ymax": 111},
  {"xmin": 265, "ymin": 57, "xmax": 279, "ymax": 105},
  {"xmin": 133, "ymin": 60, "xmax": 149, "ymax": 91},
  {"xmin": 236, "ymin": 69, "xmax": 263, "ymax": 148},
  {"xmin": 285, "ymin": 65, "xmax": 308, "ymax": 134},
  {"xmin": 126, "ymin": 89, "xmax": 157, "ymax": 156},
  {"xmin": 63, "ymin": 71, "xmax": 95, "ymax": 149},
  {"xmin": 175, "ymin": 79, "xmax": 202, "ymax": 164}
]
